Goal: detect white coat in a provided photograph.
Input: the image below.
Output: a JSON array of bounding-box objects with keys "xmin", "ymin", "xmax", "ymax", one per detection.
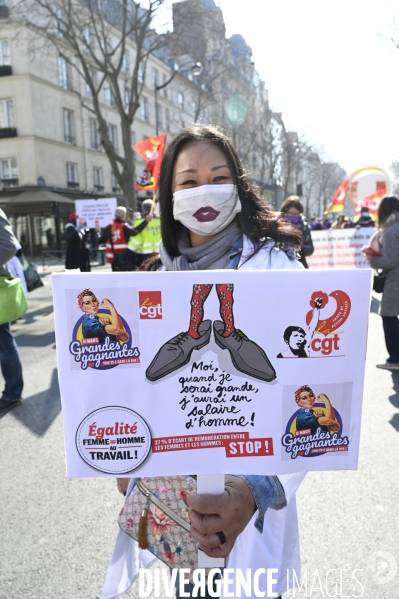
[{"xmin": 102, "ymin": 237, "xmax": 305, "ymax": 599}]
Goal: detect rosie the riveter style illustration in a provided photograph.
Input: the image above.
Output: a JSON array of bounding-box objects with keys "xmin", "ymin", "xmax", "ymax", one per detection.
[
  {"xmin": 69, "ymin": 289, "xmax": 140, "ymax": 370},
  {"xmin": 146, "ymin": 283, "xmax": 276, "ymax": 382},
  {"xmin": 278, "ymin": 290, "xmax": 351, "ymax": 358},
  {"xmin": 293, "ymin": 385, "xmax": 340, "ymax": 434},
  {"xmin": 77, "ymin": 289, "xmax": 129, "ymax": 343},
  {"xmin": 282, "ymin": 384, "xmax": 349, "ymax": 460}
]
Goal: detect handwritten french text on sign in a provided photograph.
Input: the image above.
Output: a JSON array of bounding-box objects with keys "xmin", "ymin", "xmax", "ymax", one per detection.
[
  {"xmin": 52, "ymin": 269, "xmax": 371, "ymax": 478},
  {"xmin": 75, "ymin": 198, "xmax": 117, "ymax": 229},
  {"xmin": 306, "ymin": 228, "xmax": 376, "ymax": 269}
]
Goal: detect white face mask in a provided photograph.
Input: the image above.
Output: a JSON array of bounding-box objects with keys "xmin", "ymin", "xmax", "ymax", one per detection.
[{"xmin": 172, "ymin": 184, "xmax": 241, "ymax": 236}]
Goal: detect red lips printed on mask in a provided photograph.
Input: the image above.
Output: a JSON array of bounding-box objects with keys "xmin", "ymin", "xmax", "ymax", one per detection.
[{"xmin": 193, "ymin": 207, "xmax": 221, "ymax": 222}]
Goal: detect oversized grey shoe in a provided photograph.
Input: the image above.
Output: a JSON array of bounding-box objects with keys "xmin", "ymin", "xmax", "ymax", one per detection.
[
  {"xmin": 213, "ymin": 320, "xmax": 276, "ymax": 382},
  {"xmin": 146, "ymin": 320, "xmax": 212, "ymax": 382}
]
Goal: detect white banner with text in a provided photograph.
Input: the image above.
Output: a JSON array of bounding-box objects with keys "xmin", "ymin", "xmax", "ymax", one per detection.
[{"xmin": 307, "ymin": 228, "xmax": 376, "ymax": 269}]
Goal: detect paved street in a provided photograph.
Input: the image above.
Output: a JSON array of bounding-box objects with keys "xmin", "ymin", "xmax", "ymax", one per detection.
[{"xmin": 0, "ymin": 269, "xmax": 398, "ymax": 599}]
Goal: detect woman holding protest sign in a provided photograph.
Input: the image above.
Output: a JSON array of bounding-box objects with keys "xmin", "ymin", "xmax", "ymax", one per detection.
[
  {"xmin": 364, "ymin": 195, "xmax": 399, "ymax": 370},
  {"xmin": 104, "ymin": 125, "xmax": 305, "ymax": 599}
]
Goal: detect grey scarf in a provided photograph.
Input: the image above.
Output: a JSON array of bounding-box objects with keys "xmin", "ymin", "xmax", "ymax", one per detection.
[{"xmin": 159, "ymin": 220, "xmax": 242, "ymax": 271}]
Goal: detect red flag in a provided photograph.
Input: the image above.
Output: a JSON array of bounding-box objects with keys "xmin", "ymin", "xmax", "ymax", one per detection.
[
  {"xmin": 324, "ymin": 179, "xmax": 348, "ymax": 214},
  {"xmin": 133, "ymin": 134, "xmax": 166, "ymax": 192},
  {"xmin": 354, "ymin": 188, "xmax": 386, "ymax": 220}
]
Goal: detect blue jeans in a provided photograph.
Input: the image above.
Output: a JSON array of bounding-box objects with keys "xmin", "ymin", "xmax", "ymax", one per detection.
[
  {"xmin": 382, "ymin": 316, "xmax": 399, "ymax": 363},
  {"xmin": 0, "ymin": 322, "xmax": 23, "ymax": 401}
]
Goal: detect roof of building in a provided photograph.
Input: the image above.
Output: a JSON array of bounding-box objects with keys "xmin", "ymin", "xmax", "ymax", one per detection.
[
  {"xmin": 230, "ymin": 34, "xmax": 250, "ymax": 52},
  {"xmin": 203, "ymin": 0, "xmax": 218, "ymax": 10}
]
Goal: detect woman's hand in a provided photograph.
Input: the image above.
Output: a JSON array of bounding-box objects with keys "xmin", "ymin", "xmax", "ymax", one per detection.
[
  {"xmin": 101, "ymin": 298, "xmax": 114, "ymax": 309},
  {"xmin": 116, "ymin": 478, "xmax": 130, "ymax": 495},
  {"xmin": 187, "ymin": 475, "xmax": 256, "ymax": 558}
]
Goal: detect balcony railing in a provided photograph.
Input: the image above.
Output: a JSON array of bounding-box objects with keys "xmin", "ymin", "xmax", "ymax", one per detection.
[
  {"xmin": 67, "ymin": 181, "xmax": 80, "ymax": 189},
  {"xmin": 1, "ymin": 178, "xmax": 19, "ymax": 187},
  {"xmin": 0, "ymin": 127, "xmax": 17, "ymax": 138},
  {"xmin": 0, "ymin": 65, "xmax": 12, "ymax": 77},
  {"xmin": 94, "ymin": 185, "xmax": 104, "ymax": 192},
  {"xmin": 64, "ymin": 134, "xmax": 76, "ymax": 144}
]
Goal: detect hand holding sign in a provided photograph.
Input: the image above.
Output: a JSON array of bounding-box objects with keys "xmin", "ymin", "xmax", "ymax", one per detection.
[{"xmin": 187, "ymin": 475, "xmax": 256, "ymax": 558}]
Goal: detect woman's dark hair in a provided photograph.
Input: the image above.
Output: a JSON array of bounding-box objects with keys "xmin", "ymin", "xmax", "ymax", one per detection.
[
  {"xmin": 283, "ymin": 326, "xmax": 306, "ymax": 343},
  {"xmin": 159, "ymin": 124, "xmax": 301, "ymax": 256},
  {"xmin": 377, "ymin": 195, "xmax": 399, "ymax": 227},
  {"xmin": 280, "ymin": 196, "xmax": 304, "ymax": 214}
]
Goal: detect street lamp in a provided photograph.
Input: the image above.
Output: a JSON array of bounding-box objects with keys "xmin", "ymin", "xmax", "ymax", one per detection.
[{"xmin": 155, "ymin": 61, "xmax": 203, "ymax": 135}]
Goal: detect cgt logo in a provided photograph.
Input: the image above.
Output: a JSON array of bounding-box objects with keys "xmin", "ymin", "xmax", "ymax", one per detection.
[{"xmin": 139, "ymin": 291, "xmax": 162, "ymax": 319}]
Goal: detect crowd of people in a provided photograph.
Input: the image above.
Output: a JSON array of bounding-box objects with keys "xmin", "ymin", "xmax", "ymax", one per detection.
[
  {"xmin": 310, "ymin": 206, "xmax": 376, "ymax": 231},
  {"xmin": 64, "ymin": 200, "xmax": 162, "ymax": 272}
]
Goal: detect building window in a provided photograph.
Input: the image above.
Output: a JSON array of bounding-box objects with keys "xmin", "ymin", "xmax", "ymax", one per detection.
[
  {"xmin": 0, "ymin": 158, "xmax": 18, "ymax": 187},
  {"xmin": 0, "ymin": 99, "xmax": 14, "ymax": 128},
  {"xmin": 93, "ymin": 166, "xmax": 103, "ymax": 190},
  {"xmin": 122, "ymin": 52, "xmax": 129, "ymax": 74},
  {"xmin": 124, "ymin": 87, "xmax": 130, "ymax": 110},
  {"xmin": 153, "ymin": 68, "xmax": 158, "ymax": 87},
  {"xmin": 104, "ymin": 80, "xmax": 115, "ymax": 107},
  {"xmin": 58, "ymin": 56, "xmax": 70, "ymax": 89},
  {"xmin": 138, "ymin": 63, "xmax": 144, "ymax": 83},
  {"xmin": 177, "ymin": 92, "xmax": 184, "ymax": 110},
  {"xmin": 165, "ymin": 108, "xmax": 171, "ymax": 132},
  {"xmin": 0, "ymin": 40, "xmax": 10, "ymax": 66},
  {"xmin": 111, "ymin": 171, "xmax": 119, "ymax": 192},
  {"xmin": 62, "ymin": 109, "xmax": 74, "ymax": 144},
  {"xmin": 156, "ymin": 106, "xmax": 162, "ymax": 130},
  {"xmin": 108, "ymin": 123, "xmax": 118, "ymax": 150},
  {"xmin": 83, "ymin": 26, "xmax": 91, "ymax": 49},
  {"xmin": 66, "ymin": 162, "xmax": 79, "ymax": 189},
  {"xmin": 90, "ymin": 118, "xmax": 99, "ymax": 150},
  {"xmin": 162, "ymin": 74, "xmax": 168, "ymax": 98},
  {"xmin": 141, "ymin": 96, "xmax": 149, "ymax": 122}
]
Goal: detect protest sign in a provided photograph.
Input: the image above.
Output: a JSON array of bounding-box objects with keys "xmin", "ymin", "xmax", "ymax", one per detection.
[
  {"xmin": 52, "ymin": 269, "xmax": 371, "ymax": 478},
  {"xmin": 307, "ymin": 228, "xmax": 376, "ymax": 269},
  {"xmin": 75, "ymin": 198, "xmax": 117, "ymax": 229}
]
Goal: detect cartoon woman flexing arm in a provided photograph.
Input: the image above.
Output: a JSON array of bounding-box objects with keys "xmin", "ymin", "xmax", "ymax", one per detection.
[
  {"xmin": 295, "ymin": 385, "xmax": 340, "ymax": 434},
  {"xmin": 77, "ymin": 289, "xmax": 129, "ymax": 343},
  {"xmin": 313, "ymin": 393, "xmax": 340, "ymax": 432}
]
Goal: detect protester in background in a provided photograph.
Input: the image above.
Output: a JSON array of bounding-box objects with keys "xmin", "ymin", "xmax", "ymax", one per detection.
[
  {"xmin": 310, "ymin": 216, "xmax": 323, "ymax": 230},
  {"xmin": 127, "ymin": 199, "xmax": 161, "ymax": 268},
  {"xmin": 356, "ymin": 206, "xmax": 375, "ymax": 228},
  {"xmin": 365, "ymin": 195, "xmax": 399, "ymax": 370},
  {"xmin": 322, "ymin": 216, "xmax": 332, "ymax": 229},
  {"xmin": 103, "ymin": 125, "xmax": 304, "ymax": 599},
  {"xmin": 65, "ymin": 212, "xmax": 91, "ymax": 271},
  {"xmin": 280, "ymin": 195, "xmax": 314, "ymax": 268},
  {"xmin": 331, "ymin": 214, "xmax": 353, "ymax": 229},
  {"xmin": 6, "ymin": 246, "xmax": 28, "ymax": 297},
  {"xmin": 99, "ymin": 206, "xmax": 151, "ymax": 271},
  {"xmin": 0, "ymin": 209, "xmax": 24, "ymax": 410}
]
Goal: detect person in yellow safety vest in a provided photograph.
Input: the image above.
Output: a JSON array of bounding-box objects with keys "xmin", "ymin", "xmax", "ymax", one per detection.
[
  {"xmin": 98, "ymin": 206, "xmax": 150, "ymax": 271},
  {"xmin": 127, "ymin": 199, "xmax": 161, "ymax": 268}
]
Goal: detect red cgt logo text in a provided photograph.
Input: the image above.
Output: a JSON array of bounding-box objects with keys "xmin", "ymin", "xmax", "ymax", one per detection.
[{"xmin": 139, "ymin": 291, "xmax": 162, "ymax": 319}]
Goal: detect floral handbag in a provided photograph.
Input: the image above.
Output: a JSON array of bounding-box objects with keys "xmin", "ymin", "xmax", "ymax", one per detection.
[{"xmin": 118, "ymin": 475, "xmax": 211, "ymax": 580}]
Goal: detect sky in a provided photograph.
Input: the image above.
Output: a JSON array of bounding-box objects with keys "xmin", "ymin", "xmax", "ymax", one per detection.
[{"xmin": 154, "ymin": 0, "xmax": 399, "ymax": 179}]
